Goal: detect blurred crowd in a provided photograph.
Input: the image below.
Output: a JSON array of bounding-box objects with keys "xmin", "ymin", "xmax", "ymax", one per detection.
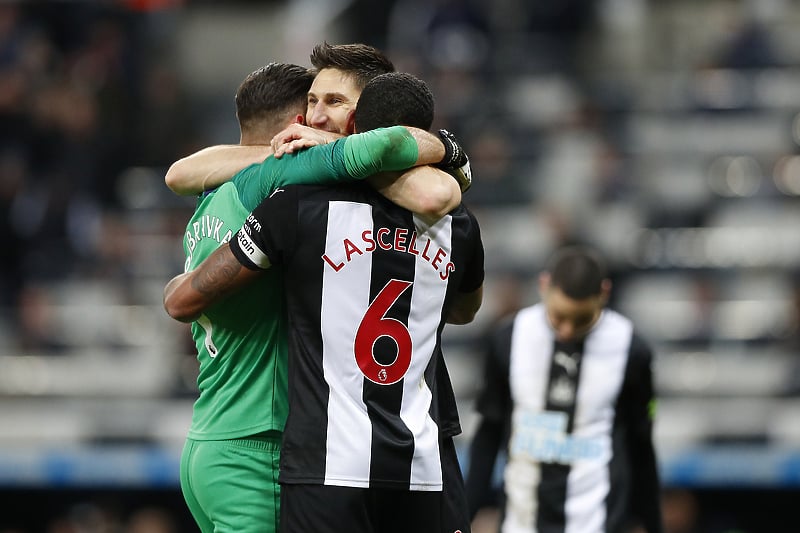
[
  {"xmin": 1, "ymin": 494, "xmax": 189, "ymax": 533},
  {"xmin": 0, "ymin": 2, "xmax": 203, "ymax": 353}
]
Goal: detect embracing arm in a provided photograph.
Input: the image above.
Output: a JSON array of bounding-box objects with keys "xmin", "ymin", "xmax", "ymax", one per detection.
[
  {"xmin": 163, "ymin": 243, "xmax": 264, "ymax": 322},
  {"xmin": 369, "ymin": 167, "xmax": 461, "ymax": 220},
  {"xmin": 165, "ymin": 145, "xmax": 274, "ymax": 195},
  {"xmin": 270, "ymin": 124, "xmax": 466, "ymax": 218},
  {"xmin": 366, "ymin": 127, "xmax": 467, "ymax": 218},
  {"xmin": 360, "ymin": 127, "xmax": 460, "ymax": 218}
]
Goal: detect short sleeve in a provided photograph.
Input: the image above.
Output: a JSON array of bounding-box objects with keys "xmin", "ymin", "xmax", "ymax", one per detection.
[{"xmin": 459, "ymin": 207, "xmax": 485, "ymax": 293}]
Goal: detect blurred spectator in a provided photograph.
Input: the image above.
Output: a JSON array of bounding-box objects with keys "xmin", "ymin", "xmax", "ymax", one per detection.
[
  {"xmin": 713, "ymin": 1, "xmax": 783, "ymax": 70},
  {"xmin": 125, "ymin": 507, "xmax": 177, "ymax": 533},
  {"xmin": 133, "ymin": 61, "xmax": 200, "ymax": 167},
  {"xmin": 662, "ymin": 489, "xmax": 699, "ymax": 533},
  {"xmin": 0, "ymin": 148, "xmax": 25, "ymax": 309},
  {"xmin": 47, "ymin": 501, "xmax": 123, "ymax": 533},
  {"xmin": 16, "ymin": 283, "xmax": 67, "ymax": 354}
]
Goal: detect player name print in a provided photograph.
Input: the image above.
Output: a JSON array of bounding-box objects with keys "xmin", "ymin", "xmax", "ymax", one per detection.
[
  {"xmin": 321, "ymin": 226, "xmax": 456, "ymax": 280},
  {"xmin": 185, "ymin": 214, "xmax": 235, "ymax": 269},
  {"xmin": 186, "ymin": 214, "xmax": 235, "ymax": 250}
]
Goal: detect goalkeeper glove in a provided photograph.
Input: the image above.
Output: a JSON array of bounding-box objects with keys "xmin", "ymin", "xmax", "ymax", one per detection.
[{"xmin": 437, "ymin": 129, "xmax": 472, "ymax": 193}]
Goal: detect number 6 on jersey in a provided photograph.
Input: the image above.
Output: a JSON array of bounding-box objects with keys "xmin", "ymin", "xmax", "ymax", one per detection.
[{"xmin": 354, "ymin": 279, "xmax": 413, "ymax": 385}]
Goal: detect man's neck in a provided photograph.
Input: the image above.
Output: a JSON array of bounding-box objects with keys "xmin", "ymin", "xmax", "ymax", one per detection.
[{"xmin": 240, "ymin": 132, "xmax": 271, "ymax": 146}]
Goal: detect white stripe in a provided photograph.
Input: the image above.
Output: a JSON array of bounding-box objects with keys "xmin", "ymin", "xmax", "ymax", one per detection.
[
  {"xmin": 564, "ymin": 310, "xmax": 631, "ymax": 533},
  {"xmin": 503, "ymin": 305, "xmax": 553, "ymax": 531},
  {"xmin": 322, "ymin": 201, "xmax": 374, "ymax": 486},
  {"xmin": 403, "ymin": 214, "xmax": 452, "ymax": 490}
]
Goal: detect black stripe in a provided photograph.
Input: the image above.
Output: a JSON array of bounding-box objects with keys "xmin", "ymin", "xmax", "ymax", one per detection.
[
  {"xmin": 605, "ymin": 337, "xmax": 637, "ymax": 533},
  {"xmin": 364, "ymin": 206, "xmax": 416, "ymax": 487},
  {"xmin": 536, "ymin": 339, "xmax": 585, "ymax": 533},
  {"xmin": 281, "ymin": 197, "xmax": 331, "ymax": 481}
]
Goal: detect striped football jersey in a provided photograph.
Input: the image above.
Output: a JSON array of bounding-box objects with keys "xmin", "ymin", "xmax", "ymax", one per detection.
[{"xmin": 230, "ymin": 182, "xmax": 484, "ymax": 490}]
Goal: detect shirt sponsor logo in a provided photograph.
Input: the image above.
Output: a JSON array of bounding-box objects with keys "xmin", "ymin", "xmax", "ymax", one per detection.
[{"xmin": 511, "ymin": 411, "xmax": 604, "ymax": 464}]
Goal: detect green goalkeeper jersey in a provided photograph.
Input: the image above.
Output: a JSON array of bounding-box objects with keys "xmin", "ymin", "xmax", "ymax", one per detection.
[{"xmin": 183, "ymin": 126, "xmax": 421, "ymax": 439}]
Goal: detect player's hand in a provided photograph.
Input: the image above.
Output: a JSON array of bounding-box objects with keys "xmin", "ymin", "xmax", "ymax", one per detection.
[
  {"xmin": 274, "ymin": 138, "xmax": 320, "ymax": 158},
  {"xmin": 436, "ymin": 129, "xmax": 472, "ymax": 193},
  {"xmin": 270, "ymin": 124, "xmax": 342, "ymax": 158}
]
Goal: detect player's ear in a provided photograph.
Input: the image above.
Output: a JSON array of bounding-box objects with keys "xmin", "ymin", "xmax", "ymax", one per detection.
[
  {"xmin": 345, "ymin": 109, "xmax": 356, "ymax": 135},
  {"xmin": 294, "ymin": 114, "xmax": 305, "ymax": 125}
]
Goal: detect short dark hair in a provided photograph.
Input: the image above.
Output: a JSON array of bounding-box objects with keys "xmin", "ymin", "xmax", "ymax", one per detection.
[
  {"xmin": 235, "ymin": 62, "xmax": 314, "ymax": 133},
  {"xmin": 309, "ymin": 42, "xmax": 395, "ymax": 91},
  {"xmin": 354, "ymin": 72, "xmax": 434, "ymax": 132},
  {"xmin": 546, "ymin": 245, "xmax": 608, "ymax": 299}
]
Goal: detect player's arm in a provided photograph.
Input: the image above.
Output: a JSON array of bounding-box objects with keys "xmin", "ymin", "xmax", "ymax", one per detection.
[
  {"xmin": 447, "ymin": 206, "xmax": 485, "ymax": 324},
  {"xmin": 235, "ymin": 125, "xmax": 453, "ymax": 209},
  {"xmin": 624, "ymin": 336, "xmax": 665, "ymax": 533},
  {"xmin": 272, "ymin": 125, "xmax": 469, "ymax": 218},
  {"xmin": 368, "ymin": 167, "xmax": 461, "ymax": 220},
  {"xmin": 466, "ymin": 322, "xmax": 513, "ymax": 519},
  {"xmin": 447, "ymin": 285, "xmax": 483, "ymax": 325},
  {"xmin": 163, "ymin": 243, "xmax": 264, "ymax": 322},
  {"xmin": 165, "ymin": 186, "xmax": 293, "ymax": 322},
  {"xmin": 466, "ymin": 415, "xmax": 504, "ymax": 519},
  {"xmin": 350, "ymin": 127, "xmax": 467, "ymax": 218},
  {"xmin": 366, "ymin": 127, "xmax": 469, "ymax": 218},
  {"xmin": 165, "ymin": 145, "xmax": 274, "ymax": 195},
  {"xmin": 339, "ymin": 125, "xmax": 446, "ymax": 172}
]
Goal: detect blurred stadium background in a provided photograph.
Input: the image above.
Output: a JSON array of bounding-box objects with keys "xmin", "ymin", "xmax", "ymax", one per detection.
[{"xmin": 2, "ymin": 0, "xmax": 800, "ymax": 531}]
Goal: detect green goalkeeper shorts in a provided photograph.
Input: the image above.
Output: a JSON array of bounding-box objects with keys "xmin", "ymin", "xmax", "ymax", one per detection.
[{"xmin": 180, "ymin": 432, "xmax": 281, "ymax": 533}]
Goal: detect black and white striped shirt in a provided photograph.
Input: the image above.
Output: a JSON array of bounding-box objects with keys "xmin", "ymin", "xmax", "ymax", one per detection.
[
  {"xmin": 231, "ymin": 183, "xmax": 484, "ymax": 490},
  {"xmin": 466, "ymin": 303, "xmax": 663, "ymax": 533}
]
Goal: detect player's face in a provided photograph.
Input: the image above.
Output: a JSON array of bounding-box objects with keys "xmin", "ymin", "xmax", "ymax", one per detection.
[
  {"xmin": 306, "ymin": 68, "xmax": 360, "ymax": 135},
  {"xmin": 543, "ymin": 287, "xmax": 604, "ymax": 343}
]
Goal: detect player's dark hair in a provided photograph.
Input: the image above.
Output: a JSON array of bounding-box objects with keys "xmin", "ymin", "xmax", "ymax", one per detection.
[
  {"xmin": 354, "ymin": 72, "xmax": 434, "ymax": 132},
  {"xmin": 235, "ymin": 62, "xmax": 314, "ymax": 133},
  {"xmin": 309, "ymin": 42, "xmax": 395, "ymax": 91},
  {"xmin": 546, "ymin": 245, "xmax": 608, "ymax": 300}
]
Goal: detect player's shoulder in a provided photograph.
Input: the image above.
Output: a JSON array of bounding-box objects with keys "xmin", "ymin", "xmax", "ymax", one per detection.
[
  {"xmin": 628, "ymin": 329, "xmax": 654, "ymax": 361},
  {"xmin": 231, "ymin": 160, "xmax": 265, "ymax": 184},
  {"xmin": 609, "ymin": 312, "xmax": 654, "ymax": 361},
  {"xmin": 269, "ymin": 182, "xmax": 373, "ymax": 206}
]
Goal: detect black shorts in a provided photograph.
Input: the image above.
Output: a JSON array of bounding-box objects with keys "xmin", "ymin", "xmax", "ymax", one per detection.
[
  {"xmin": 280, "ymin": 484, "xmax": 442, "ymax": 533},
  {"xmin": 440, "ymin": 434, "xmax": 471, "ymax": 533}
]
